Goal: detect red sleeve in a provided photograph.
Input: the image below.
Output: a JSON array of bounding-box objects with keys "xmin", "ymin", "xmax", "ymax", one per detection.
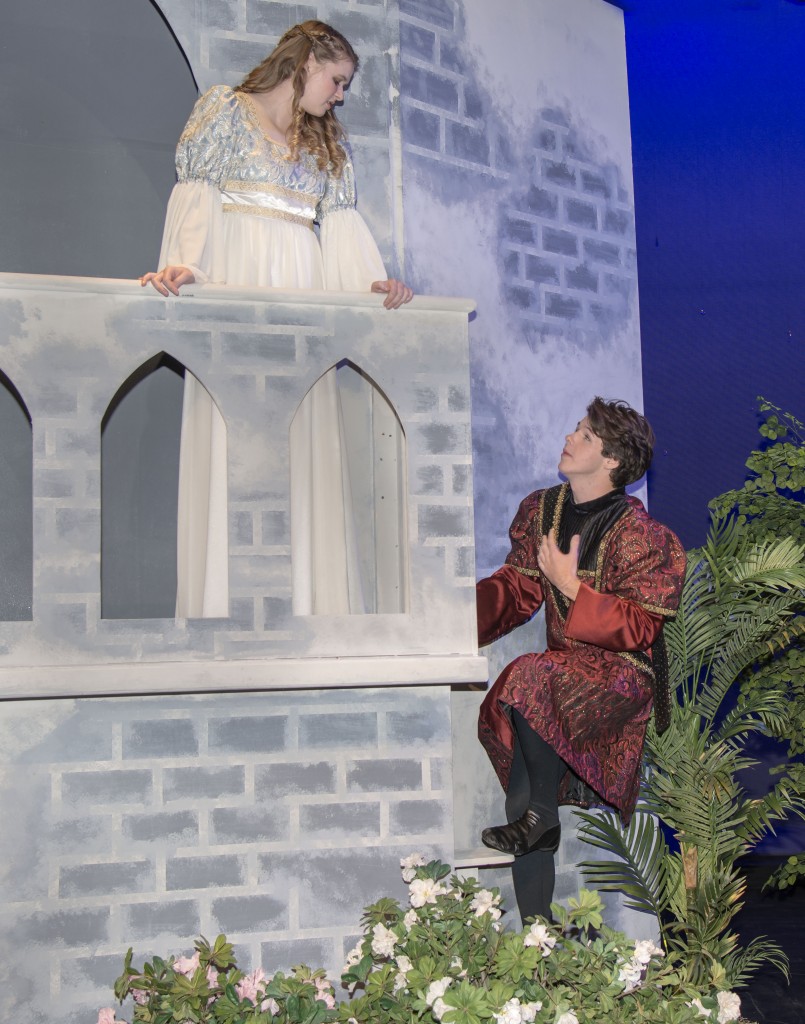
[
  {"xmin": 564, "ymin": 581, "xmax": 665, "ymax": 651},
  {"xmin": 477, "ymin": 565, "xmax": 544, "ymax": 648}
]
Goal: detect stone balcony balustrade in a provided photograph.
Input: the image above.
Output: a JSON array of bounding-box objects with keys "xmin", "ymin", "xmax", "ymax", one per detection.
[{"xmin": 0, "ymin": 272, "xmax": 485, "ymax": 698}]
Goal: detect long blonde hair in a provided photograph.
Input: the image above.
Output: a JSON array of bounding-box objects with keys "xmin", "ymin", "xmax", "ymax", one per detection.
[{"xmin": 237, "ymin": 20, "xmax": 358, "ymax": 175}]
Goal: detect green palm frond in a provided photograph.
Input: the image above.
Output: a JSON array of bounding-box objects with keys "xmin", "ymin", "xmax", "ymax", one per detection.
[
  {"xmin": 666, "ymin": 546, "xmax": 805, "ymax": 732},
  {"xmin": 713, "ymin": 689, "xmax": 790, "ymax": 747},
  {"xmin": 739, "ymin": 778, "xmax": 805, "ymax": 845},
  {"xmin": 723, "ymin": 936, "xmax": 790, "ymax": 989},
  {"xmin": 575, "ymin": 809, "xmax": 669, "ymax": 921},
  {"xmin": 725, "ymin": 534, "xmax": 805, "ymax": 592},
  {"xmin": 709, "ymin": 603, "xmax": 805, "ymax": 697}
]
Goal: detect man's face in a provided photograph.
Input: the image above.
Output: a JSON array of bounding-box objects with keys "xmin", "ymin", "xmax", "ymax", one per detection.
[{"xmin": 558, "ymin": 417, "xmax": 619, "ymax": 486}]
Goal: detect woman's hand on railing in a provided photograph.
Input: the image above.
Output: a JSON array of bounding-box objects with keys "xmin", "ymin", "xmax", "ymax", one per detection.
[
  {"xmin": 371, "ymin": 278, "xmax": 413, "ymax": 309},
  {"xmin": 140, "ymin": 266, "xmax": 195, "ymax": 296}
]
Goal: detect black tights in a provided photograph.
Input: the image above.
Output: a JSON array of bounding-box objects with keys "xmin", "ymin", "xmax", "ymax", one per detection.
[{"xmin": 506, "ymin": 709, "xmax": 566, "ymax": 924}]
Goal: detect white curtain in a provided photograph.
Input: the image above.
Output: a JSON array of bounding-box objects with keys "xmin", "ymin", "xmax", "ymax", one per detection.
[
  {"xmin": 290, "ymin": 364, "xmax": 407, "ymax": 616},
  {"xmin": 175, "ymin": 374, "xmax": 228, "ymax": 617},
  {"xmin": 175, "ymin": 364, "xmax": 407, "ymax": 618}
]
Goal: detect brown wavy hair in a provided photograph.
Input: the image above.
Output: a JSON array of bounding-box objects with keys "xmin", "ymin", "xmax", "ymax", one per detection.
[
  {"xmin": 586, "ymin": 397, "xmax": 655, "ymax": 488},
  {"xmin": 236, "ymin": 21, "xmax": 358, "ymax": 175}
]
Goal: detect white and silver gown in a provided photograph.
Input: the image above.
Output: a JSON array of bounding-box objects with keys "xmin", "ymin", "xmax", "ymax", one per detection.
[{"xmin": 158, "ymin": 86, "xmax": 405, "ymax": 618}]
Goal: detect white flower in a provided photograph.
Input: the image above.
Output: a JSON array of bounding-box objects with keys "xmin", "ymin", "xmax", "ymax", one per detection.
[
  {"xmin": 493, "ymin": 997, "xmax": 533, "ymax": 1024},
  {"xmin": 555, "ymin": 1013, "xmax": 579, "ymax": 1024},
  {"xmin": 523, "ymin": 922, "xmax": 557, "ymax": 957},
  {"xmin": 425, "ymin": 977, "xmax": 452, "ymax": 1006},
  {"xmin": 432, "ymin": 997, "xmax": 450, "ymax": 1021},
  {"xmin": 371, "ymin": 923, "xmax": 397, "ymax": 958},
  {"xmin": 393, "ymin": 954, "xmax": 413, "ymax": 992},
  {"xmin": 409, "ymin": 877, "xmax": 447, "ymax": 908},
  {"xmin": 403, "ymin": 908, "xmax": 418, "ymax": 931},
  {"xmin": 343, "ymin": 941, "xmax": 364, "ymax": 970},
  {"xmin": 633, "ymin": 939, "xmax": 664, "ymax": 965},
  {"xmin": 617, "ymin": 959, "xmax": 643, "ymax": 994},
  {"xmin": 688, "ymin": 998, "xmax": 712, "ymax": 1018},
  {"xmin": 716, "ymin": 991, "xmax": 741, "ymax": 1023},
  {"xmin": 400, "ymin": 852, "xmax": 426, "ymax": 883},
  {"xmin": 470, "ymin": 889, "xmax": 502, "ymax": 920}
]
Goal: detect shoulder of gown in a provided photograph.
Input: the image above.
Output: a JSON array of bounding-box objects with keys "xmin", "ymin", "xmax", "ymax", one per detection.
[
  {"xmin": 317, "ymin": 141, "xmax": 359, "ymax": 219},
  {"xmin": 175, "ymin": 85, "xmax": 246, "ymax": 187}
]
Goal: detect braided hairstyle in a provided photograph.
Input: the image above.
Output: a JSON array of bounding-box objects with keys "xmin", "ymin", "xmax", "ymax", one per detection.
[{"xmin": 237, "ymin": 20, "xmax": 358, "ymax": 175}]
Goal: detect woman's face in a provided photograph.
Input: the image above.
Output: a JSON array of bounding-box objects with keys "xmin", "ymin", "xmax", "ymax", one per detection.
[{"xmin": 300, "ymin": 56, "xmax": 355, "ymax": 117}]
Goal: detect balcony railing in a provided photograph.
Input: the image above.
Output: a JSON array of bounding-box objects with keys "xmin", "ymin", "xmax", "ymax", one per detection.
[{"xmin": 0, "ymin": 272, "xmax": 485, "ymax": 698}]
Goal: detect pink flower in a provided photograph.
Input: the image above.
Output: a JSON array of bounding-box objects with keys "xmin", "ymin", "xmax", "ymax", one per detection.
[
  {"xmin": 173, "ymin": 952, "xmax": 200, "ymax": 977},
  {"xmin": 315, "ymin": 977, "xmax": 336, "ymax": 1009},
  {"xmin": 97, "ymin": 1010, "xmax": 126, "ymax": 1024},
  {"xmin": 236, "ymin": 968, "xmax": 267, "ymax": 1004},
  {"xmin": 206, "ymin": 965, "xmax": 219, "ymax": 988}
]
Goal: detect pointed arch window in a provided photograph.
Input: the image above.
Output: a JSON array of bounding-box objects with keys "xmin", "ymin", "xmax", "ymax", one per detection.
[
  {"xmin": 101, "ymin": 352, "xmax": 225, "ymax": 619},
  {"xmin": 0, "ymin": 371, "xmax": 32, "ymax": 621},
  {"xmin": 290, "ymin": 361, "xmax": 408, "ymax": 615}
]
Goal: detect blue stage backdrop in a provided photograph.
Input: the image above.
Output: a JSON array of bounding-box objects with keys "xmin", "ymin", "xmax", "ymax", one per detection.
[{"xmin": 614, "ymin": 0, "xmax": 804, "ymax": 548}]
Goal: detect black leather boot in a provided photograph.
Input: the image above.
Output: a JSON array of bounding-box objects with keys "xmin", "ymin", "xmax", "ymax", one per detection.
[{"xmin": 482, "ymin": 808, "xmax": 561, "ymax": 857}]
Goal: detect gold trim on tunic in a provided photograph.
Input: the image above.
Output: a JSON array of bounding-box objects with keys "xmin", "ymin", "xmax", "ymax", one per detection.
[
  {"xmin": 221, "ymin": 204, "xmax": 315, "ymax": 228},
  {"xmin": 222, "ymin": 178, "xmax": 318, "ymax": 206}
]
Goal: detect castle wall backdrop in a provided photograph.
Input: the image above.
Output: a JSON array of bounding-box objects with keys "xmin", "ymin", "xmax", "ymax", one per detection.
[{"xmin": 0, "ymin": 3, "xmax": 649, "ymax": 1022}]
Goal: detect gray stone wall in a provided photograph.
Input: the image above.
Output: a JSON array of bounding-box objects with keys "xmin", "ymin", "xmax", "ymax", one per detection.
[
  {"xmin": 0, "ymin": 277, "xmax": 480, "ymax": 692},
  {"xmin": 0, "ymin": 271, "xmax": 480, "ymax": 1023},
  {"xmin": 398, "ymin": 0, "xmax": 640, "ymax": 570},
  {"xmin": 0, "ymin": 687, "xmax": 453, "ymax": 1023}
]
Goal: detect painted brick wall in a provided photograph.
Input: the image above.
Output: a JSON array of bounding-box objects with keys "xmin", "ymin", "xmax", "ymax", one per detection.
[
  {"xmin": 398, "ymin": 0, "xmax": 642, "ymax": 573},
  {"xmin": 0, "ymin": 272, "xmax": 481, "ymax": 1023},
  {"xmin": 0, "ymin": 687, "xmax": 453, "ymax": 1023},
  {"xmin": 397, "ymin": 0, "xmax": 634, "ymax": 348},
  {"xmin": 0, "ymin": 279, "xmax": 479, "ymax": 688},
  {"xmin": 0, "ymin": 7, "xmax": 656, "ymax": 1023}
]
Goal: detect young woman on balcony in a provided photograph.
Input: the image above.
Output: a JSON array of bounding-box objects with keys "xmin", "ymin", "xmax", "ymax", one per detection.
[{"xmin": 139, "ymin": 21, "xmax": 412, "ymax": 618}]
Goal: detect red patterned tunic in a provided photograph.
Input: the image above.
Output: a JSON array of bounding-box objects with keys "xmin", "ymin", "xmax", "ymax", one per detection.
[{"xmin": 477, "ymin": 483, "xmax": 686, "ymax": 823}]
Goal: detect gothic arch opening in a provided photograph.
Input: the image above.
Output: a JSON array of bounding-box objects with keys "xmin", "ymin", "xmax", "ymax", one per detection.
[
  {"xmin": 290, "ymin": 361, "xmax": 408, "ymax": 616},
  {"xmin": 0, "ymin": 372, "xmax": 32, "ymax": 620},
  {"xmin": 101, "ymin": 354, "xmax": 185, "ymax": 619}
]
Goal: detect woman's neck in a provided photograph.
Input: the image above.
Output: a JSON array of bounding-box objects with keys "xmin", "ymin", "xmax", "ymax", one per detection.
[{"xmin": 248, "ymin": 80, "xmax": 295, "ymax": 142}]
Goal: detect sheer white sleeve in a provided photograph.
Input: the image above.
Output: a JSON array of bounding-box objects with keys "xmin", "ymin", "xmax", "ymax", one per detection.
[
  {"xmin": 317, "ymin": 146, "xmax": 387, "ymax": 291},
  {"xmin": 157, "ymin": 181, "xmax": 223, "ymax": 286},
  {"xmin": 156, "ymin": 86, "xmax": 242, "ymax": 284}
]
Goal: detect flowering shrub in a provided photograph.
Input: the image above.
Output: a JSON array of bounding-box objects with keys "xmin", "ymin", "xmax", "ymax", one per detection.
[
  {"xmin": 100, "ymin": 857, "xmax": 749, "ymax": 1024},
  {"xmin": 103, "ymin": 933, "xmax": 335, "ymax": 1024},
  {"xmin": 337, "ymin": 856, "xmax": 745, "ymax": 1024}
]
